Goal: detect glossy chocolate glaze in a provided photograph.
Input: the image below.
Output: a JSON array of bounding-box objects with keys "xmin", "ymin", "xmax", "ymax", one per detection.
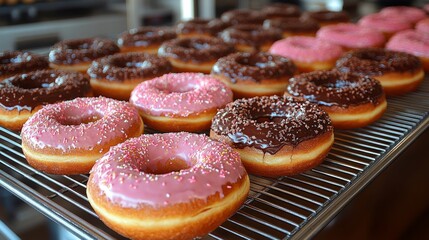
[
  {"xmin": 302, "ymin": 10, "xmax": 350, "ymax": 23},
  {"xmin": 0, "ymin": 70, "xmax": 91, "ymax": 111},
  {"xmin": 176, "ymin": 18, "xmax": 230, "ymax": 36},
  {"xmin": 158, "ymin": 37, "xmax": 235, "ymax": 62},
  {"xmin": 49, "ymin": 38, "xmax": 119, "ymax": 65},
  {"xmin": 118, "ymin": 26, "xmax": 177, "ymax": 47},
  {"xmin": 336, "ymin": 48, "xmax": 422, "ymax": 76},
  {"xmin": 220, "ymin": 9, "xmax": 265, "ymax": 25},
  {"xmin": 220, "ymin": 24, "xmax": 282, "ymax": 50},
  {"xmin": 211, "ymin": 52, "xmax": 296, "ymax": 83},
  {"xmin": 0, "ymin": 51, "xmax": 48, "ymax": 79},
  {"xmin": 287, "ymin": 70, "xmax": 384, "ymax": 107},
  {"xmin": 263, "ymin": 17, "xmax": 320, "ymax": 33},
  {"xmin": 262, "ymin": 3, "xmax": 301, "ymax": 19},
  {"xmin": 87, "ymin": 52, "xmax": 172, "ymax": 81},
  {"xmin": 211, "ymin": 95, "xmax": 332, "ymax": 154}
]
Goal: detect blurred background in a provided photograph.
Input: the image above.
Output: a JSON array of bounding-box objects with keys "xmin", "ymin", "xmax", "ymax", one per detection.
[
  {"xmin": 1, "ymin": 0, "xmax": 428, "ymax": 239},
  {"xmin": 0, "ymin": 0, "xmax": 426, "ymax": 52}
]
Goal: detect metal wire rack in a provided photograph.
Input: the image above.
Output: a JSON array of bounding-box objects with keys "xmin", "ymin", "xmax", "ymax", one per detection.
[{"xmin": 1, "ymin": 80, "xmax": 429, "ymax": 240}]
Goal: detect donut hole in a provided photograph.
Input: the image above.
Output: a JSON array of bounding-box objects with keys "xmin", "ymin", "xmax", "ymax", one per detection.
[
  {"xmin": 178, "ymin": 39, "xmax": 212, "ymax": 50},
  {"xmin": 58, "ymin": 114, "xmax": 102, "ymax": 126},
  {"xmin": 112, "ymin": 58, "xmax": 152, "ymax": 69},
  {"xmin": 55, "ymin": 107, "xmax": 103, "ymax": 126},
  {"xmin": 355, "ymin": 51, "xmax": 388, "ymax": 62},
  {"xmin": 12, "ymin": 74, "xmax": 64, "ymax": 89},
  {"xmin": 139, "ymin": 157, "xmax": 192, "ymax": 175},
  {"xmin": 252, "ymin": 108, "xmax": 306, "ymax": 123},
  {"xmin": 313, "ymin": 78, "xmax": 359, "ymax": 89},
  {"xmin": 66, "ymin": 41, "xmax": 93, "ymax": 50},
  {"xmin": 236, "ymin": 54, "xmax": 276, "ymax": 68},
  {"xmin": 155, "ymin": 82, "xmax": 196, "ymax": 94}
]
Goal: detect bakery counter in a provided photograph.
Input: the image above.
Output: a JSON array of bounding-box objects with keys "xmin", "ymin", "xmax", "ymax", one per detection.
[{"xmin": 0, "ymin": 79, "xmax": 428, "ymax": 239}]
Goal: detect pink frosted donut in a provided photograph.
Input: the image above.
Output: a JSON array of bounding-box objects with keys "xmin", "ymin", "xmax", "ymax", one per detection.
[
  {"xmin": 358, "ymin": 13, "xmax": 412, "ymax": 37},
  {"xmin": 21, "ymin": 97, "xmax": 144, "ymax": 175},
  {"xmin": 416, "ymin": 18, "xmax": 429, "ymax": 34},
  {"xmin": 317, "ymin": 23, "xmax": 385, "ymax": 50},
  {"xmin": 269, "ymin": 36, "xmax": 343, "ymax": 72},
  {"xmin": 380, "ymin": 6, "xmax": 426, "ymax": 24},
  {"xmin": 387, "ymin": 29, "xmax": 429, "ymax": 70},
  {"xmin": 130, "ymin": 73, "xmax": 233, "ymax": 132},
  {"xmin": 87, "ymin": 132, "xmax": 250, "ymax": 240}
]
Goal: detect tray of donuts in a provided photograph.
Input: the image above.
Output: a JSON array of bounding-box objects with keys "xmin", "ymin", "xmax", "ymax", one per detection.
[{"xmin": 1, "ymin": 2, "xmax": 429, "ymax": 239}]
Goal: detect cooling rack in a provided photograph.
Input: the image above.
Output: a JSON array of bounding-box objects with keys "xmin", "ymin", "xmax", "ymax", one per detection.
[{"xmin": 0, "ymin": 80, "xmax": 428, "ymax": 239}]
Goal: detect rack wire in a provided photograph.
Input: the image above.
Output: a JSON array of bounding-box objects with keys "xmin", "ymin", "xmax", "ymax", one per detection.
[{"xmin": 1, "ymin": 80, "xmax": 429, "ymax": 240}]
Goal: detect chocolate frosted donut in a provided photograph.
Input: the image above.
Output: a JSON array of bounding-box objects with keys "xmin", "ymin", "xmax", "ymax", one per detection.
[
  {"xmin": 210, "ymin": 95, "xmax": 334, "ymax": 177},
  {"xmin": 49, "ymin": 38, "xmax": 119, "ymax": 73},
  {"xmin": 0, "ymin": 70, "xmax": 92, "ymax": 131},
  {"xmin": 287, "ymin": 69, "xmax": 387, "ymax": 129},
  {"xmin": 220, "ymin": 9, "xmax": 265, "ymax": 25},
  {"xmin": 176, "ymin": 18, "xmax": 230, "ymax": 38},
  {"xmin": 220, "ymin": 24, "xmax": 282, "ymax": 52},
  {"xmin": 302, "ymin": 10, "xmax": 350, "ymax": 26},
  {"xmin": 0, "ymin": 51, "xmax": 48, "ymax": 80},
  {"xmin": 262, "ymin": 3, "xmax": 301, "ymax": 19},
  {"xmin": 158, "ymin": 37, "xmax": 235, "ymax": 73},
  {"xmin": 211, "ymin": 52, "xmax": 297, "ymax": 98},
  {"xmin": 336, "ymin": 48, "xmax": 424, "ymax": 95},
  {"xmin": 118, "ymin": 27, "xmax": 177, "ymax": 54},
  {"xmin": 88, "ymin": 52, "xmax": 172, "ymax": 100},
  {"xmin": 263, "ymin": 17, "xmax": 320, "ymax": 37}
]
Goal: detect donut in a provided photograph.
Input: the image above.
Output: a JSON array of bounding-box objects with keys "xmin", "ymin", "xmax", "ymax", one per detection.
[
  {"xmin": 219, "ymin": 24, "xmax": 282, "ymax": 52},
  {"xmin": 269, "ymin": 36, "xmax": 344, "ymax": 72},
  {"xmin": 0, "ymin": 70, "xmax": 92, "ymax": 131},
  {"xmin": 316, "ymin": 23, "xmax": 385, "ymax": 51},
  {"xmin": 158, "ymin": 37, "xmax": 234, "ymax": 73},
  {"xmin": 336, "ymin": 48, "xmax": 424, "ymax": 95},
  {"xmin": 87, "ymin": 52, "xmax": 172, "ymax": 100},
  {"xmin": 261, "ymin": 3, "xmax": 301, "ymax": 19},
  {"xmin": 358, "ymin": 13, "xmax": 412, "ymax": 39},
  {"xmin": 210, "ymin": 95, "xmax": 334, "ymax": 177},
  {"xmin": 117, "ymin": 27, "xmax": 177, "ymax": 54},
  {"xmin": 220, "ymin": 9, "xmax": 264, "ymax": 25},
  {"xmin": 176, "ymin": 18, "xmax": 230, "ymax": 39},
  {"xmin": 0, "ymin": 51, "xmax": 48, "ymax": 80},
  {"xmin": 416, "ymin": 18, "xmax": 429, "ymax": 34},
  {"xmin": 87, "ymin": 132, "xmax": 249, "ymax": 240},
  {"xmin": 130, "ymin": 73, "xmax": 233, "ymax": 132},
  {"xmin": 49, "ymin": 38, "xmax": 119, "ymax": 73},
  {"xmin": 286, "ymin": 70, "xmax": 387, "ymax": 129},
  {"xmin": 301, "ymin": 10, "xmax": 350, "ymax": 26},
  {"xmin": 263, "ymin": 17, "xmax": 320, "ymax": 38},
  {"xmin": 386, "ymin": 30, "xmax": 429, "ymax": 71},
  {"xmin": 379, "ymin": 6, "xmax": 426, "ymax": 25},
  {"xmin": 211, "ymin": 52, "xmax": 297, "ymax": 98},
  {"xmin": 21, "ymin": 97, "xmax": 144, "ymax": 175}
]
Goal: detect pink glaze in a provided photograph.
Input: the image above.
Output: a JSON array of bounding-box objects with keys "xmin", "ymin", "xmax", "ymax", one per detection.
[
  {"xmin": 21, "ymin": 97, "xmax": 142, "ymax": 153},
  {"xmin": 358, "ymin": 13, "xmax": 412, "ymax": 35},
  {"xmin": 317, "ymin": 23, "xmax": 385, "ymax": 49},
  {"xmin": 88, "ymin": 132, "xmax": 247, "ymax": 208},
  {"xmin": 386, "ymin": 30, "xmax": 429, "ymax": 58},
  {"xmin": 130, "ymin": 73, "xmax": 233, "ymax": 117},
  {"xmin": 269, "ymin": 36, "xmax": 343, "ymax": 63},
  {"xmin": 416, "ymin": 18, "xmax": 429, "ymax": 34},
  {"xmin": 380, "ymin": 6, "xmax": 426, "ymax": 24}
]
